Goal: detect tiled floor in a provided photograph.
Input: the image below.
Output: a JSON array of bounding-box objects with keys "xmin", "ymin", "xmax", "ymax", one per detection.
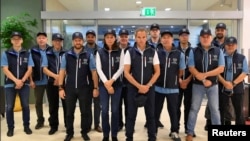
[{"xmin": 1, "ymin": 101, "xmax": 209, "ymax": 141}]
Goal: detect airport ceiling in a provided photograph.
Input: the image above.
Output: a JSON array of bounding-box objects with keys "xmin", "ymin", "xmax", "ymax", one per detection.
[{"xmin": 56, "ymin": 0, "xmax": 236, "ymax": 11}]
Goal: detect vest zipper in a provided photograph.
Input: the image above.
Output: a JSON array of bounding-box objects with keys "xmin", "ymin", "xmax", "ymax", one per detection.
[
  {"xmin": 75, "ymin": 59, "xmax": 79, "ymax": 88},
  {"xmin": 40, "ymin": 58, "xmax": 42, "ymax": 81},
  {"xmin": 141, "ymin": 54, "xmax": 144, "ymax": 84},
  {"xmin": 17, "ymin": 56, "xmax": 20, "ymax": 79},
  {"xmin": 163, "ymin": 57, "xmax": 168, "ymax": 88},
  {"xmin": 109, "ymin": 52, "xmax": 111, "ymax": 79}
]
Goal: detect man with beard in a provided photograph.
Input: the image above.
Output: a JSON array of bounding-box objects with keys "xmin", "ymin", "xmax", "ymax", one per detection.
[
  {"xmin": 145, "ymin": 23, "xmax": 164, "ymax": 128},
  {"xmin": 147, "ymin": 23, "xmax": 162, "ymax": 50},
  {"xmin": 85, "ymin": 30, "xmax": 103, "ymax": 133},
  {"xmin": 204, "ymin": 23, "xmax": 233, "ymax": 130},
  {"xmin": 58, "ymin": 32, "xmax": 99, "ymax": 141}
]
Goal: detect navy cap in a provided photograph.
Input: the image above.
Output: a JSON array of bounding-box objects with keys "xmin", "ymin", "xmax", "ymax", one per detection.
[
  {"xmin": 200, "ymin": 28, "xmax": 212, "ymax": 36},
  {"xmin": 52, "ymin": 33, "xmax": 64, "ymax": 40},
  {"xmin": 72, "ymin": 32, "xmax": 83, "ymax": 40},
  {"xmin": 11, "ymin": 31, "xmax": 22, "ymax": 38},
  {"xmin": 150, "ymin": 23, "xmax": 160, "ymax": 30},
  {"xmin": 135, "ymin": 94, "xmax": 147, "ymax": 107},
  {"xmin": 216, "ymin": 23, "xmax": 226, "ymax": 29},
  {"xmin": 104, "ymin": 29, "xmax": 116, "ymax": 37},
  {"xmin": 179, "ymin": 28, "xmax": 190, "ymax": 35},
  {"xmin": 161, "ymin": 30, "xmax": 173, "ymax": 37},
  {"xmin": 37, "ymin": 32, "xmax": 47, "ymax": 37},
  {"xmin": 225, "ymin": 37, "xmax": 237, "ymax": 45},
  {"xmin": 119, "ymin": 29, "xmax": 129, "ymax": 35},
  {"xmin": 86, "ymin": 30, "xmax": 96, "ymax": 36}
]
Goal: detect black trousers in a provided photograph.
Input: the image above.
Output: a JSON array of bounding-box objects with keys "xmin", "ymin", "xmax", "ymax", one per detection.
[
  {"xmin": 126, "ymin": 85, "xmax": 156, "ymax": 141},
  {"xmin": 46, "ymin": 82, "xmax": 67, "ymax": 129},
  {"xmin": 87, "ymin": 82, "xmax": 101, "ymax": 129},
  {"xmin": 65, "ymin": 86, "xmax": 92, "ymax": 135},
  {"xmin": 155, "ymin": 92, "xmax": 179, "ymax": 133},
  {"xmin": 177, "ymin": 85, "xmax": 192, "ymax": 132},
  {"xmin": 220, "ymin": 92, "xmax": 245, "ymax": 125},
  {"xmin": 119, "ymin": 86, "xmax": 128, "ymax": 127}
]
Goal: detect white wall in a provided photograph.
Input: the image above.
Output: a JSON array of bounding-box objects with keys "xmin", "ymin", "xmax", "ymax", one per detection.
[{"xmin": 242, "ymin": 0, "xmax": 250, "ymax": 67}]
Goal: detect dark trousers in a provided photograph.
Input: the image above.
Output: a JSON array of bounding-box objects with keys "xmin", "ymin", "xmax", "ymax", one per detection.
[
  {"xmin": 34, "ymin": 85, "xmax": 47, "ymax": 124},
  {"xmin": 155, "ymin": 92, "xmax": 179, "ymax": 133},
  {"xmin": 46, "ymin": 82, "xmax": 67, "ymax": 129},
  {"xmin": 5, "ymin": 85, "xmax": 30, "ymax": 129},
  {"xmin": 126, "ymin": 85, "xmax": 156, "ymax": 141},
  {"xmin": 87, "ymin": 83, "xmax": 101, "ymax": 129},
  {"xmin": 177, "ymin": 85, "xmax": 192, "ymax": 132},
  {"xmin": 99, "ymin": 85, "xmax": 122, "ymax": 137},
  {"xmin": 220, "ymin": 92, "xmax": 245, "ymax": 125},
  {"xmin": 65, "ymin": 86, "xmax": 91, "ymax": 135},
  {"xmin": 119, "ymin": 86, "xmax": 128, "ymax": 127}
]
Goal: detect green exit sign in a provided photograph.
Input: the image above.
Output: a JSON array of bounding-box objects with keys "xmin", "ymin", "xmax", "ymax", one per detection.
[{"xmin": 141, "ymin": 7, "xmax": 156, "ymax": 17}]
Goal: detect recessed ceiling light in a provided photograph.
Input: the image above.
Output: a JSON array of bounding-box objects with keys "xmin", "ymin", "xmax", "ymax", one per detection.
[
  {"xmin": 203, "ymin": 20, "xmax": 208, "ymax": 23},
  {"xmin": 165, "ymin": 8, "xmax": 171, "ymax": 11},
  {"xmin": 104, "ymin": 8, "xmax": 110, "ymax": 11},
  {"xmin": 120, "ymin": 25, "xmax": 124, "ymax": 28},
  {"xmin": 171, "ymin": 26, "xmax": 174, "ymax": 28},
  {"xmin": 145, "ymin": 25, "xmax": 149, "ymax": 28},
  {"xmin": 136, "ymin": 1, "xmax": 142, "ymax": 4},
  {"xmin": 132, "ymin": 26, "xmax": 136, "ymax": 28}
]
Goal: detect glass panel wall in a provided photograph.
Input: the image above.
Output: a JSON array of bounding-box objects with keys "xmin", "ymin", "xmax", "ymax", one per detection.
[
  {"xmin": 190, "ymin": 0, "xmax": 239, "ymax": 11},
  {"xmin": 46, "ymin": 20, "xmax": 96, "ymax": 50}
]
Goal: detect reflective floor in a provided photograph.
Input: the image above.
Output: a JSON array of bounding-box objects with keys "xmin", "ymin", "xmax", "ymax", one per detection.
[{"xmin": 1, "ymin": 101, "xmax": 208, "ymax": 141}]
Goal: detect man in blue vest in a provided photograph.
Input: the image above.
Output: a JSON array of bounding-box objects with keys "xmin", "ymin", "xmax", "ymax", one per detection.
[
  {"xmin": 218, "ymin": 36, "xmax": 248, "ymax": 125},
  {"xmin": 42, "ymin": 33, "xmax": 67, "ymax": 135},
  {"xmin": 124, "ymin": 27, "xmax": 160, "ymax": 141},
  {"xmin": 186, "ymin": 28, "xmax": 225, "ymax": 141},
  {"xmin": 85, "ymin": 30, "xmax": 102, "ymax": 133},
  {"xmin": 1, "ymin": 31, "xmax": 34, "ymax": 137},
  {"xmin": 118, "ymin": 29, "xmax": 132, "ymax": 131},
  {"xmin": 154, "ymin": 30, "xmax": 185, "ymax": 141},
  {"xmin": 29, "ymin": 32, "xmax": 51, "ymax": 130},
  {"xmin": 58, "ymin": 32, "xmax": 99, "ymax": 141}
]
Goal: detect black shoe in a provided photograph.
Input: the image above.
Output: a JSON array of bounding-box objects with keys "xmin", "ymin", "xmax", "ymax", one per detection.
[
  {"xmin": 35, "ymin": 123, "xmax": 44, "ymax": 129},
  {"xmin": 82, "ymin": 134, "xmax": 90, "ymax": 140},
  {"xmin": 204, "ymin": 119, "xmax": 211, "ymax": 131},
  {"xmin": 64, "ymin": 134, "xmax": 73, "ymax": 141},
  {"xmin": 157, "ymin": 121, "xmax": 164, "ymax": 128},
  {"xmin": 24, "ymin": 127, "xmax": 32, "ymax": 135},
  {"xmin": 102, "ymin": 137, "xmax": 109, "ymax": 141},
  {"xmin": 1, "ymin": 113, "xmax": 4, "ymax": 118},
  {"xmin": 48, "ymin": 128, "xmax": 58, "ymax": 135},
  {"xmin": 144, "ymin": 123, "xmax": 147, "ymax": 128},
  {"xmin": 7, "ymin": 129, "xmax": 14, "ymax": 137},
  {"xmin": 112, "ymin": 136, "xmax": 118, "ymax": 141}
]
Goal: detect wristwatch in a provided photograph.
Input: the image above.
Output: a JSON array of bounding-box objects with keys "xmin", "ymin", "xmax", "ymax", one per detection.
[
  {"xmin": 58, "ymin": 85, "xmax": 64, "ymax": 90},
  {"xmin": 93, "ymin": 87, "xmax": 99, "ymax": 90}
]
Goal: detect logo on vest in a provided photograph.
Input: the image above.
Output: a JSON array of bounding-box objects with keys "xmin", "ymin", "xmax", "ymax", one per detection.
[
  {"xmin": 237, "ymin": 63, "xmax": 242, "ymax": 69},
  {"xmin": 23, "ymin": 57, "xmax": 28, "ymax": 63},
  {"xmin": 172, "ymin": 58, "xmax": 178, "ymax": 64},
  {"xmin": 212, "ymin": 55, "xmax": 218, "ymax": 61},
  {"xmin": 82, "ymin": 59, "xmax": 88, "ymax": 64},
  {"xmin": 115, "ymin": 57, "xmax": 120, "ymax": 63},
  {"xmin": 148, "ymin": 57, "xmax": 153, "ymax": 64}
]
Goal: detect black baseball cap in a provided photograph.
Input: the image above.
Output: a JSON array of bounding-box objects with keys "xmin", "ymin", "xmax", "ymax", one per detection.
[
  {"xmin": 200, "ymin": 28, "xmax": 212, "ymax": 36},
  {"xmin": 86, "ymin": 30, "xmax": 96, "ymax": 36},
  {"xmin": 11, "ymin": 31, "xmax": 22, "ymax": 38},
  {"xmin": 225, "ymin": 36, "xmax": 237, "ymax": 45},
  {"xmin": 119, "ymin": 29, "xmax": 129, "ymax": 35},
  {"xmin": 104, "ymin": 29, "xmax": 116, "ymax": 37},
  {"xmin": 37, "ymin": 32, "xmax": 47, "ymax": 37},
  {"xmin": 52, "ymin": 33, "xmax": 64, "ymax": 40},
  {"xmin": 161, "ymin": 30, "xmax": 173, "ymax": 37},
  {"xmin": 150, "ymin": 23, "xmax": 160, "ymax": 30},
  {"xmin": 72, "ymin": 32, "xmax": 83, "ymax": 40},
  {"xmin": 179, "ymin": 28, "xmax": 190, "ymax": 35},
  {"xmin": 216, "ymin": 23, "xmax": 226, "ymax": 29}
]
